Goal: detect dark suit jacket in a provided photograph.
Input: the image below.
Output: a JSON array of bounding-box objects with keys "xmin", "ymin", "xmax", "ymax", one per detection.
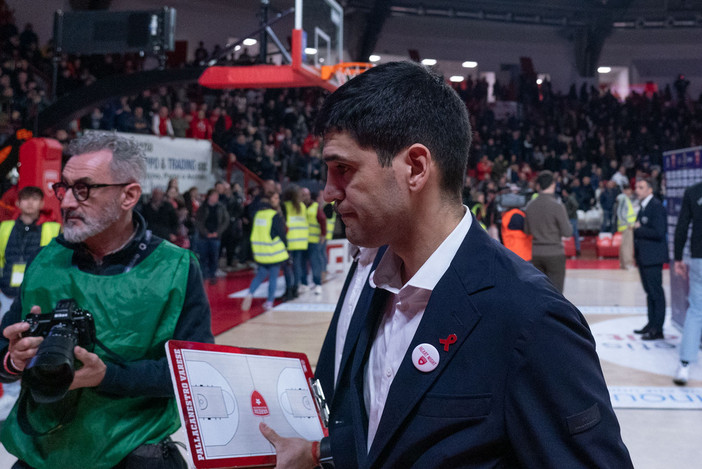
[
  {"xmin": 316, "ymin": 218, "xmax": 632, "ymax": 468},
  {"xmin": 634, "ymin": 196, "xmax": 668, "ymax": 266}
]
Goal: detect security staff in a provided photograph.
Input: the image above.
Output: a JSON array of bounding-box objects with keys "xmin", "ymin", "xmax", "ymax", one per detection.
[
  {"xmin": 282, "ymin": 185, "xmax": 308, "ymax": 299},
  {"xmin": 616, "ymin": 185, "xmax": 636, "ymax": 270},
  {"xmin": 501, "ymin": 207, "xmax": 532, "ymax": 261},
  {"xmin": 242, "ymin": 191, "xmax": 288, "ymax": 312}
]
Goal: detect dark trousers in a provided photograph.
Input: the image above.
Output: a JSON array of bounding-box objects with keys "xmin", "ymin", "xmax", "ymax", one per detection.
[
  {"xmin": 531, "ymin": 254, "xmax": 566, "ymax": 293},
  {"xmin": 12, "ymin": 439, "xmax": 188, "ymax": 469},
  {"xmin": 196, "ymin": 235, "xmax": 221, "ymax": 280},
  {"xmin": 638, "ymin": 264, "xmax": 666, "ymax": 331}
]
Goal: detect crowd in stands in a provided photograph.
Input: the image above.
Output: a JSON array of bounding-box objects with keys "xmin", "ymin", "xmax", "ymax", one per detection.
[{"xmin": 1, "ymin": 3, "xmax": 701, "ymax": 268}]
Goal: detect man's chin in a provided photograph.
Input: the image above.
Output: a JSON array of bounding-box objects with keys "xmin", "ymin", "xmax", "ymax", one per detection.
[{"xmin": 63, "ymin": 227, "xmax": 89, "ymax": 243}]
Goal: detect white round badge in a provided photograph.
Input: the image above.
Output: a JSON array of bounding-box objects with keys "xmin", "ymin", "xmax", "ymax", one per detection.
[{"xmin": 412, "ymin": 343, "xmax": 440, "ymax": 373}]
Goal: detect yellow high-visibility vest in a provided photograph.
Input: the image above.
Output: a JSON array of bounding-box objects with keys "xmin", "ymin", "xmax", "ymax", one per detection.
[
  {"xmin": 307, "ymin": 202, "xmax": 321, "ymax": 243},
  {"xmin": 0, "ymin": 220, "xmax": 61, "ymax": 268},
  {"xmin": 617, "ymin": 196, "xmax": 636, "ymax": 231},
  {"xmin": 283, "ymin": 201, "xmax": 309, "ymax": 251},
  {"xmin": 251, "ymin": 209, "xmax": 289, "ymax": 264}
]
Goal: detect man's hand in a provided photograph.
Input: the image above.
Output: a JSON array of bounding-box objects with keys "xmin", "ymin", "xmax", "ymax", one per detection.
[
  {"xmin": 674, "ymin": 260, "xmax": 689, "ymax": 279},
  {"xmin": 3, "ymin": 305, "xmax": 44, "ymax": 371},
  {"xmin": 259, "ymin": 422, "xmax": 318, "ymax": 469},
  {"xmin": 70, "ymin": 346, "xmax": 106, "ymax": 390}
]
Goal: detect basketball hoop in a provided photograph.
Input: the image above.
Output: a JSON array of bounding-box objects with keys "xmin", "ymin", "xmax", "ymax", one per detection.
[{"xmin": 320, "ymin": 62, "xmax": 374, "ymax": 85}]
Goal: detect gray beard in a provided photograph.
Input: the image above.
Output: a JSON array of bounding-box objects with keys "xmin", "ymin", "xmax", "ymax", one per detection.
[{"xmin": 63, "ymin": 199, "xmax": 121, "ymax": 243}]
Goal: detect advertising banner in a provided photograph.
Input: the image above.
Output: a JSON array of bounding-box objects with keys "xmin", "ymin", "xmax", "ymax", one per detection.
[
  {"xmin": 116, "ymin": 132, "xmax": 214, "ymax": 194},
  {"xmin": 664, "ymin": 146, "xmax": 702, "ymax": 328}
]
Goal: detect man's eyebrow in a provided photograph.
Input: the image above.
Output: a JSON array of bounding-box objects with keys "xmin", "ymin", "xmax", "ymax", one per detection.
[
  {"xmin": 62, "ymin": 176, "xmax": 93, "ymax": 184},
  {"xmin": 322, "ymin": 154, "xmax": 346, "ymax": 163}
]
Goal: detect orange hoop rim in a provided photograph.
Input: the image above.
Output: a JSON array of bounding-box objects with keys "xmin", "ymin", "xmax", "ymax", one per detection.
[{"xmin": 320, "ymin": 62, "xmax": 374, "ymax": 82}]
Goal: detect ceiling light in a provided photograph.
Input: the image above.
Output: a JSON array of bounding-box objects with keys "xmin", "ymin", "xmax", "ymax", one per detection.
[
  {"xmin": 597, "ymin": 66, "xmax": 611, "ymax": 74},
  {"xmin": 369, "ymin": 55, "xmax": 381, "ymax": 62},
  {"xmin": 242, "ymin": 38, "xmax": 257, "ymax": 46},
  {"xmin": 305, "ymin": 47, "xmax": 318, "ymax": 55},
  {"xmin": 421, "ymin": 58, "xmax": 437, "ymax": 66},
  {"xmin": 449, "ymin": 76, "xmax": 464, "ymax": 83},
  {"xmin": 462, "ymin": 61, "xmax": 478, "ymax": 68}
]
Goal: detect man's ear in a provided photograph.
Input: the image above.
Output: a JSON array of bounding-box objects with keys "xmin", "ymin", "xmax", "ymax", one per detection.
[
  {"xmin": 122, "ymin": 183, "xmax": 142, "ymax": 210},
  {"xmin": 406, "ymin": 143, "xmax": 431, "ymax": 192}
]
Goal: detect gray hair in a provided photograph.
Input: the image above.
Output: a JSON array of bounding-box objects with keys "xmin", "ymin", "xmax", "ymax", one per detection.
[{"xmin": 66, "ymin": 131, "xmax": 147, "ymax": 183}]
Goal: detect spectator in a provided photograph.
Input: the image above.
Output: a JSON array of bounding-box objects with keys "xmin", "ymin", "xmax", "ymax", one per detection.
[
  {"xmin": 599, "ymin": 180, "xmax": 618, "ymax": 233},
  {"xmin": 194, "ymin": 188, "xmax": 229, "ymax": 284},
  {"xmin": 152, "ymin": 105, "xmax": 174, "ymax": 137},
  {"xmin": 140, "ymin": 187, "xmax": 179, "ymax": 242},
  {"xmin": 170, "ymin": 105, "xmax": 189, "ymax": 138},
  {"xmin": 524, "ymin": 170, "xmax": 573, "ymax": 292}
]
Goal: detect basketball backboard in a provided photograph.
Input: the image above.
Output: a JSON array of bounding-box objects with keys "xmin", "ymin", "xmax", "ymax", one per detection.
[
  {"xmin": 199, "ymin": 0, "xmax": 345, "ymax": 91},
  {"xmin": 296, "ymin": 0, "xmax": 344, "ymax": 74}
]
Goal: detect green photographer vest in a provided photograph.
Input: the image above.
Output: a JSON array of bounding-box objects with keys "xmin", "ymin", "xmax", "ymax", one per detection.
[{"xmin": 0, "ymin": 239, "xmax": 191, "ymax": 469}]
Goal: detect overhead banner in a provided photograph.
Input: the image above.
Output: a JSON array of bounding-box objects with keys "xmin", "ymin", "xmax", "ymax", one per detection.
[
  {"xmin": 115, "ymin": 132, "xmax": 214, "ymax": 194},
  {"xmin": 664, "ymin": 145, "xmax": 702, "ymax": 328}
]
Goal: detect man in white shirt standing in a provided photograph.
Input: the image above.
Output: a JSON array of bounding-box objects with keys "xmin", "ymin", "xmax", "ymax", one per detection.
[{"xmin": 260, "ymin": 61, "xmax": 632, "ymax": 468}]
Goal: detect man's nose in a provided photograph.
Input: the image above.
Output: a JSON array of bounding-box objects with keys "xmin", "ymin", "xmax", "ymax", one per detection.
[
  {"xmin": 323, "ymin": 180, "xmax": 342, "ymax": 203},
  {"xmin": 59, "ymin": 189, "xmax": 78, "ymax": 209}
]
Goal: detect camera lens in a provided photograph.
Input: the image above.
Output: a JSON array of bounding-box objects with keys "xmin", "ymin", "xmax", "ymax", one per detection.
[{"xmin": 23, "ymin": 324, "xmax": 78, "ymax": 403}]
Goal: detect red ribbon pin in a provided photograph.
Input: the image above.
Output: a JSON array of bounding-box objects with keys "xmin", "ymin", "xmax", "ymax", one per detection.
[{"xmin": 439, "ymin": 334, "xmax": 457, "ymax": 352}]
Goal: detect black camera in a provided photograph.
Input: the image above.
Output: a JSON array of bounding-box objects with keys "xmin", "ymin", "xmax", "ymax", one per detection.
[{"xmin": 22, "ymin": 299, "xmax": 96, "ymax": 403}]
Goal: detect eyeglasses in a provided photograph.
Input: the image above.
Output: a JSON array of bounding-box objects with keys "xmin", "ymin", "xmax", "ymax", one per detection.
[{"xmin": 53, "ymin": 181, "xmax": 130, "ymax": 202}]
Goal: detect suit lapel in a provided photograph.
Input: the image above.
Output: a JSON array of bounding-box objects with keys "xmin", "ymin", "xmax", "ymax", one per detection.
[
  {"xmin": 315, "ymin": 258, "xmax": 358, "ymax": 402},
  {"xmin": 335, "ymin": 248, "xmax": 386, "ymax": 392},
  {"xmin": 350, "ymin": 287, "xmax": 391, "ymax": 463},
  {"xmin": 364, "ymin": 220, "xmax": 497, "ymax": 467}
]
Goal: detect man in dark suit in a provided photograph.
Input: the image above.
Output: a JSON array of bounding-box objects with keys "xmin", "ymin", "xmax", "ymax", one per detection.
[
  {"xmin": 260, "ymin": 62, "xmax": 632, "ymax": 468},
  {"xmin": 633, "ymin": 178, "xmax": 668, "ymax": 340}
]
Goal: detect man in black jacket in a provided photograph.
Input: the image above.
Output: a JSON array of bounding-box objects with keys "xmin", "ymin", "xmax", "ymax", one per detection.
[
  {"xmin": 633, "ymin": 178, "xmax": 668, "ymax": 340},
  {"xmin": 672, "ymin": 180, "xmax": 702, "ymax": 384}
]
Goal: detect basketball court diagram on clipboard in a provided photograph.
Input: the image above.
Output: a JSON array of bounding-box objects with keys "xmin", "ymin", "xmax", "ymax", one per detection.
[{"xmin": 167, "ymin": 341, "xmax": 326, "ymax": 467}]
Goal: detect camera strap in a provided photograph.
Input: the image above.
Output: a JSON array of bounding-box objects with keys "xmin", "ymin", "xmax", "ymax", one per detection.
[
  {"xmin": 16, "ymin": 386, "xmax": 81, "ymax": 436},
  {"xmin": 93, "ymin": 338, "xmax": 127, "ymax": 366}
]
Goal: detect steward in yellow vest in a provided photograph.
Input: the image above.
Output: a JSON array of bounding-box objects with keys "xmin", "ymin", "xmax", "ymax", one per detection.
[{"xmin": 244, "ymin": 192, "xmax": 289, "ymax": 311}]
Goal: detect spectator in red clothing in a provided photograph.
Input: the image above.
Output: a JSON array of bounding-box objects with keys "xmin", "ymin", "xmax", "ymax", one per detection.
[
  {"xmin": 476, "ymin": 155, "xmax": 493, "ymax": 181},
  {"xmin": 152, "ymin": 106, "xmax": 174, "ymax": 137},
  {"xmin": 189, "ymin": 110, "xmax": 212, "ymax": 139},
  {"xmin": 301, "ymin": 133, "xmax": 319, "ymax": 155}
]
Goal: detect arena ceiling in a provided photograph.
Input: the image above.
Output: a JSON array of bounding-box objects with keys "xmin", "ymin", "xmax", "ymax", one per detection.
[{"xmin": 345, "ymin": 0, "xmax": 702, "ymax": 27}]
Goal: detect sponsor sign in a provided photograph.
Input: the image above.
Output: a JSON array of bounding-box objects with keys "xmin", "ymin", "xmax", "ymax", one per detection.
[{"xmin": 114, "ymin": 131, "xmax": 214, "ymax": 194}]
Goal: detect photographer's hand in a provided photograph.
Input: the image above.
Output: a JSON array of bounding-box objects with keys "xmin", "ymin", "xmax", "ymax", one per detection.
[
  {"xmin": 70, "ymin": 346, "xmax": 107, "ymax": 389},
  {"xmin": 3, "ymin": 306, "xmax": 44, "ymax": 371}
]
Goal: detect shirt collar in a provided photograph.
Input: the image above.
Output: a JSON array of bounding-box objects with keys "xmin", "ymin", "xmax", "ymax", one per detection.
[
  {"xmin": 370, "ymin": 206, "xmax": 472, "ymax": 294},
  {"xmin": 347, "ymin": 244, "xmax": 379, "ymax": 267},
  {"xmin": 641, "ymin": 194, "xmax": 653, "ymax": 209}
]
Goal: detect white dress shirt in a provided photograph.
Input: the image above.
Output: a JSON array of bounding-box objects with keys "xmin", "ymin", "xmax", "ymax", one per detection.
[
  {"xmin": 364, "ymin": 207, "xmax": 472, "ymax": 450},
  {"xmin": 334, "ymin": 245, "xmax": 380, "ymax": 384}
]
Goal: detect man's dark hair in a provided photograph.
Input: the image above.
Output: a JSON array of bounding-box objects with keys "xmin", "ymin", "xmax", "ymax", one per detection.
[
  {"xmin": 314, "ymin": 61, "xmax": 472, "ymax": 198},
  {"xmin": 536, "ymin": 171, "xmax": 554, "ymax": 191},
  {"xmin": 18, "ymin": 186, "xmax": 44, "ymax": 200},
  {"xmin": 638, "ymin": 177, "xmax": 654, "ymax": 190}
]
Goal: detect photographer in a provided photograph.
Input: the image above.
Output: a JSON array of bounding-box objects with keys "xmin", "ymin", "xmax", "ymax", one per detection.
[{"xmin": 0, "ymin": 132, "xmax": 214, "ymax": 469}]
